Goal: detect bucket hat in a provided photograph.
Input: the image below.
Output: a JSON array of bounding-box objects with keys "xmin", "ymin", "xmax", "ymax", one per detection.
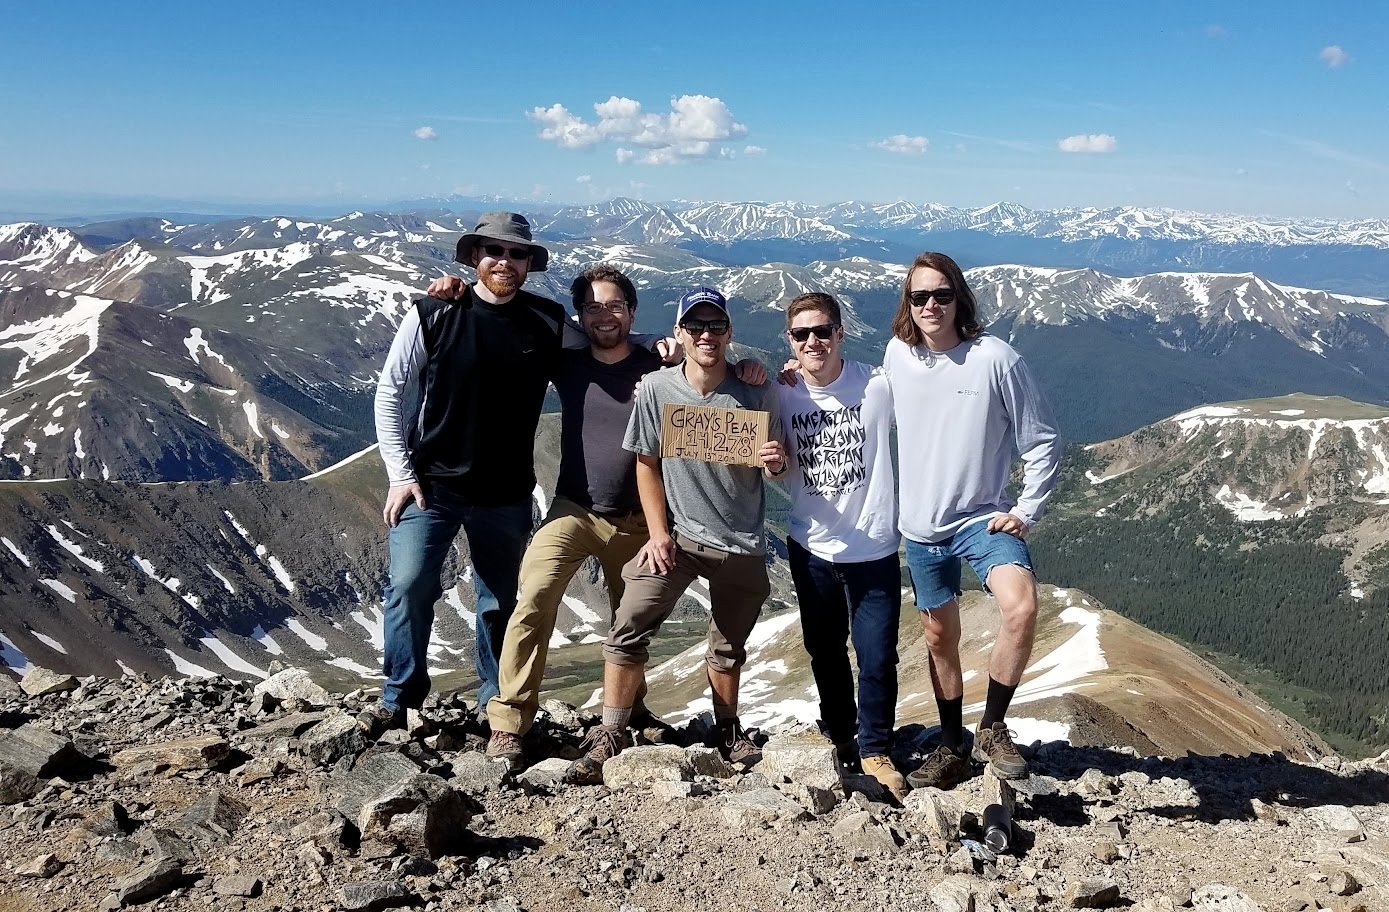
[{"xmin": 454, "ymin": 211, "xmax": 549, "ymax": 272}]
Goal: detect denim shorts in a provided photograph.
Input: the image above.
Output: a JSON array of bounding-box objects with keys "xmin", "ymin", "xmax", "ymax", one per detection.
[{"xmin": 903, "ymin": 519, "xmax": 1034, "ymax": 612}]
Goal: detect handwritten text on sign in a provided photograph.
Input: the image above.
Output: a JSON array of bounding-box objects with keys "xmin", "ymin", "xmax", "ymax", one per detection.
[{"xmin": 659, "ymin": 404, "xmax": 769, "ymax": 468}]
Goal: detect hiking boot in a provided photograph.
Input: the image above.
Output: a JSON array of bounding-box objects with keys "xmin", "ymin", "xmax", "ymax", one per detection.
[
  {"xmin": 906, "ymin": 744, "xmax": 970, "ymax": 791},
  {"xmin": 715, "ymin": 718, "xmax": 761, "ymax": 766},
  {"xmin": 834, "ymin": 739, "xmax": 862, "ymax": 775},
  {"xmin": 862, "ymin": 755, "xmax": 908, "ymax": 801},
  {"xmin": 630, "ymin": 704, "xmax": 678, "ymax": 745},
  {"xmin": 485, "ymin": 730, "xmax": 524, "ymax": 769},
  {"xmin": 565, "ymin": 724, "xmax": 632, "ymax": 785},
  {"xmin": 354, "ymin": 702, "xmax": 405, "ymax": 740},
  {"xmin": 972, "ymin": 722, "xmax": 1028, "ymax": 779}
]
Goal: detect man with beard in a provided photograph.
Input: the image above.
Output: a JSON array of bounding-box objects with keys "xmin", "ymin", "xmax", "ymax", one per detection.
[
  {"xmin": 363, "ymin": 214, "xmax": 671, "ymax": 735},
  {"xmin": 483, "ymin": 265, "xmax": 664, "ymax": 765}
]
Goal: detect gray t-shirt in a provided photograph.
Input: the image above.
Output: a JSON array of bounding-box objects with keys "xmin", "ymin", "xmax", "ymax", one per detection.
[{"xmin": 623, "ymin": 364, "xmax": 783, "ymax": 555}]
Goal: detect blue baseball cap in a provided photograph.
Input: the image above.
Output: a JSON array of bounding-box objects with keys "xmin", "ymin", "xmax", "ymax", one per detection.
[{"xmin": 676, "ymin": 286, "xmax": 730, "ymax": 324}]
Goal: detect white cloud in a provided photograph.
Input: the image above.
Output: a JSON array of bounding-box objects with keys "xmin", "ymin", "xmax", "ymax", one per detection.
[
  {"xmin": 1205, "ymin": 24, "xmax": 1227, "ymax": 38},
  {"xmin": 1347, "ymin": 180, "xmax": 1360, "ymax": 197},
  {"xmin": 413, "ymin": 126, "xmax": 438, "ymax": 141},
  {"xmin": 1234, "ymin": 167, "xmax": 1248, "ymax": 176},
  {"xmin": 743, "ymin": 144, "xmax": 767, "ymax": 156},
  {"xmin": 528, "ymin": 95, "xmax": 748, "ymax": 165},
  {"xmin": 576, "ymin": 174, "xmax": 592, "ymax": 183},
  {"xmin": 872, "ymin": 134, "xmax": 929, "ymax": 156},
  {"xmin": 1058, "ymin": 133, "xmax": 1118, "ymax": 153},
  {"xmin": 1320, "ymin": 45, "xmax": 1350, "ymax": 68}
]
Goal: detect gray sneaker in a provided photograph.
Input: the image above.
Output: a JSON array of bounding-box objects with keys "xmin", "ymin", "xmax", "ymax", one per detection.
[
  {"xmin": 906, "ymin": 744, "xmax": 971, "ymax": 791},
  {"xmin": 486, "ymin": 730, "xmax": 524, "ymax": 769},
  {"xmin": 354, "ymin": 702, "xmax": 405, "ymax": 740},
  {"xmin": 565, "ymin": 724, "xmax": 632, "ymax": 785},
  {"xmin": 972, "ymin": 723, "xmax": 1028, "ymax": 779}
]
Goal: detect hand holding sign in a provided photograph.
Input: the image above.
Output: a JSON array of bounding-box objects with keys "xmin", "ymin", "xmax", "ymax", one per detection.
[{"xmin": 659, "ymin": 404, "xmax": 769, "ymax": 468}]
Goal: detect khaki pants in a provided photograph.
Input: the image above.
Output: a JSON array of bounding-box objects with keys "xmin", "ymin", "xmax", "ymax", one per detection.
[
  {"xmin": 487, "ymin": 497, "xmax": 648, "ymax": 735},
  {"xmin": 605, "ymin": 534, "xmax": 770, "ymax": 672}
]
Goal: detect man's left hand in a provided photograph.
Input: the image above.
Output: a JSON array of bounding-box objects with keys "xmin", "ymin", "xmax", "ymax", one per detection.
[
  {"xmin": 987, "ymin": 513, "xmax": 1030, "ymax": 538},
  {"xmin": 734, "ymin": 359, "xmax": 768, "ymax": 386}
]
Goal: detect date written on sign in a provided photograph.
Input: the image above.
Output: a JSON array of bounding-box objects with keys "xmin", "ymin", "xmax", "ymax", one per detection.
[{"xmin": 660, "ymin": 404, "xmax": 769, "ymax": 468}]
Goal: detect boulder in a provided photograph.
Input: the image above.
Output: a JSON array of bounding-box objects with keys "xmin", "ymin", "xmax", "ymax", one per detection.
[
  {"xmin": 17, "ymin": 853, "xmax": 64, "ymax": 878},
  {"xmin": 112, "ymin": 734, "xmax": 230, "ymax": 772},
  {"xmin": 252, "ymin": 667, "xmax": 332, "ymax": 708},
  {"xmin": 1066, "ymin": 877, "xmax": 1122, "ymax": 908},
  {"xmin": 720, "ymin": 788, "xmax": 808, "ymax": 829},
  {"xmin": 831, "ymin": 809, "xmax": 902, "ymax": 854},
  {"xmin": 758, "ymin": 726, "xmax": 839, "ymax": 790},
  {"xmin": 1304, "ymin": 805, "xmax": 1365, "ymax": 842},
  {"xmin": 515, "ymin": 757, "xmax": 571, "ymax": 790},
  {"xmin": 602, "ymin": 744, "xmax": 692, "ymax": 789},
  {"xmin": 332, "ymin": 750, "xmax": 421, "ymax": 820},
  {"xmin": 0, "ymin": 672, "xmax": 20, "ymax": 697},
  {"xmin": 339, "ymin": 881, "xmax": 417, "ymax": 912},
  {"xmin": 903, "ymin": 787, "xmax": 962, "ymax": 843},
  {"xmin": 358, "ymin": 773, "xmax": 475, "ymax": 858},
  {"xmin": 0, "ymin": 722, "xmax": 86, "ymax": 778},
  {"xmin": 116, "ymin": 857, "xmax": 183, "ymax": 905},
  {"xmin": 1190, "ymin": 884, "xmax": 1263, "ymax": 912},
  {"xmin": 19, "ymin": 667, "xmax": 78, "ymax": 697},
  {"xmin": 686, "ymin": 745, "xmax": 736, "ymax": 779},
  {"xmin": 929, "ymin": 876, "xmax": 978, "ymax": 912},
  {"xmin": 300, "ymin": 713, "xmax": 367, "ymax": 767},
  {"xmin": 175, "ymin": 790, "xmax": 249, "ymax": 845},
  {"xmin": 450, "ymin": 751, "xmax": 510, "ymax": 793},
  {"xmin": 291, "ymin": 809, "xmax": 355, "ymax": 850},
  {"xmin": 213, "ymin": 874, "xmax": 263, "ymax": 898},
  {"xmin": 0, "ymin": 760, "xmax": 40, "ymax": 805},
  {"xmin": 238, "ymin": 711, "xmax": 325, "ymax": 741},
  {"xmin": 135, "ymin": 828, "xmax": 196, "ymax": 863}
]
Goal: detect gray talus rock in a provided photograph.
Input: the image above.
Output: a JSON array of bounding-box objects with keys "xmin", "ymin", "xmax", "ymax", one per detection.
[
  {"xmin": 0, "ymin": 672, "xmax": 20, "ymax": 697},
  {"xmin": 515, "ymin": 757, "xmax": 571, "ymax": 789},
  {"xmin": 720, "ymin": 788, "xmax": 809, "ymax": 829},
  {"xmin": 237, "ymin": 711, "xmax": 325, "ymax": 741},
  {"xmin": 450, "ymin": 750, "xmax": 510, "ymax": 792},
  {"xmin": 339, "ymin": 881, "xmax": 417, "ymax": 912},
  {"xmin": 300, "ymin": 713, "xmax": 367, "ymax": 767},
  {"xmin": 758, "ymin": 726, "xmax": 840, "ymax": 790},
  {"xmin": 686, "ymin": 745, "xmax": 735, "ymax": 778},
  {"xmin": 331, "ymin": 750, "xmax": 421, "ymax": 820},
  {"xmin": 0, "ymin": 761, "xmax": 41, "ymax": 805},
  {"xmin": 358, "ymin": 772, "xmax": 476, "ymax": 859},
  {"xmin": 903, "ymin": 787, "xmax": 963, "ymax": 843},
  {"xmin": 19, "ymin": 666, "xmax": 78, "ymax": 696},
  {"xmin": 929, "ymin": 875, "xmax": 978, "ymax": 912},
  {"xmin": 831, "ymin": 809, "xmax": 902, "ymax": 854},
  {"xmin": 116, "ymin": 857, "xmax": 183, "ymax": 905},
  {"xmin": 1191, "ymin": 884, "xmax": 1264, "ymax": 911},
  {"xmin": 17, "ymin": 853, "xmax": 64, "ymax": 878},
  {"xmin": 175, "ymin": 790, "xmax": 249, "ymax": 845},
  {"xmin": 252, "ymin": 667, "xmax": 332, "ymax": 709},
  {"xmin": 602, "ymin": 744, "xmax": 692, "ymax": 789},
  {"xmin": 212, "ymin": 874, "xmax": 263, "ymax": 897},
  {"xmin": 112, "ymin": 733, "xmax": 230, "ymax": 771},
  {"xmin": 1304, "ymin": 805, "xmax": 1366, "ymax": 842},
  {"xmin": 290, "ymin": 808, "xmax": 355, "ymax": 849},
  {"xmin": 1066, "ymin": 876, "xmax": 1122, "ymax": 908},
  {"xmin": 0, "ymin": 722, "xmax": 86, "ymax": 778}
]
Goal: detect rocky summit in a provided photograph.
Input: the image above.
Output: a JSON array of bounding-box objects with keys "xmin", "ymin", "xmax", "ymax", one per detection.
[{"xmin": 1, "ymin": 667, "xmax": 1386, "ymax": 912}]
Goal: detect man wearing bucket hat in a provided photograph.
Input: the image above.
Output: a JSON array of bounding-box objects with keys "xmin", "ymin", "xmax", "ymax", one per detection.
[{"xmin": 365, "ymin": 212, "xmax": 600, "ymax": 735}]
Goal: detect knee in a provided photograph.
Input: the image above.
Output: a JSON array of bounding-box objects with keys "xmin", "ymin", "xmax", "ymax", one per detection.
[
  {"xmin": 1000, "ymin": 590, "xmax": 1038, "ymax": 629},
  {"xmin": 921, "ymin": 620, "xmax": 958, "ymax": 656}
]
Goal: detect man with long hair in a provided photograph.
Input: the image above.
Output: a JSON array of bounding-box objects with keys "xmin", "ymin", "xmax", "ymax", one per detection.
[{"xmin": 884, "ymin": 252, "xmax": 1061, "ymax": 788}]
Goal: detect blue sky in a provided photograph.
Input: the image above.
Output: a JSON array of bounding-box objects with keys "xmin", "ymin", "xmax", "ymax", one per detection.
[{"xmin": 2, "ymin": 1, "xmax": 1385, "ymax": 219}]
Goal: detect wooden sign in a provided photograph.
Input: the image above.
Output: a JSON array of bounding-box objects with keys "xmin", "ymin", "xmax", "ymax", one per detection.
[{"xmin": 660, "ymin": 403, "xmax": 769, "ymax": 468}]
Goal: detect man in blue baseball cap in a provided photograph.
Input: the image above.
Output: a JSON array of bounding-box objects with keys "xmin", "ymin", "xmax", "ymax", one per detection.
[{"xmin": 568, "ymin": 286, "xmax": 789, "ymax": 782}]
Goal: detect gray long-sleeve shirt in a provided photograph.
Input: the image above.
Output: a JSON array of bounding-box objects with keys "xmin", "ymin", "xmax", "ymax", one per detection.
[{"xmin": 883, "ymin": 334, "xmax": 1061, "ymax": 543}]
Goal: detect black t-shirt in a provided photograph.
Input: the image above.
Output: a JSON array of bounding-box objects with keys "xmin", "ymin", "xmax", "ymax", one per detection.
[
  {"xmin": 411, "ymin": 288, "xmax": 564, "ymax": 505},
  {"xmin": 553, "ymin": 346, "xmax": 662, "ymax": 515}
]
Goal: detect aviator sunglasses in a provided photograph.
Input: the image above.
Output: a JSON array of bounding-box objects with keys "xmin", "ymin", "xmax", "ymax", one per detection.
[
  {"xmin": 909, "ymin": 288, "xmax": 957, "ymax": 307},
  {"xmin": 481, "ymin": 243, "xmax": 532, "ymax": 261},
  {"xmin": 680, "ymin": 318, "xmax": 730, "ymax": 336},
  {"xmin": 787, "ymin": 323, "xmax": 840, "ymax": 342}
]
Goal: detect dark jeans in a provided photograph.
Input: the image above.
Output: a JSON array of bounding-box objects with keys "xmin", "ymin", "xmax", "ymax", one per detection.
[
  {"xmin": 380, "ymin": 483, "xmax": 532, "ymax": 712},
  {"xmin": 787, "ymin": 538, "xmax": 901, "ymax": 757}
]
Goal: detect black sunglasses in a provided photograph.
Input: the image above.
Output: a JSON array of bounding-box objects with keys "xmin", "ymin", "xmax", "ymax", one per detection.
[
  {"xmin": 909, "ymin": 288, "xmax": 956, "ymax": 307},
  {"xmin": 481, "ymin": 243, "xmax": 531, "ymax": 261},
  {"xmin": 787, "ymin": 323, "xmax": 840, "ymax": 342},
  {"xmin": 680, "ymin": 318, "xmax": 730, "ymax": 336}
]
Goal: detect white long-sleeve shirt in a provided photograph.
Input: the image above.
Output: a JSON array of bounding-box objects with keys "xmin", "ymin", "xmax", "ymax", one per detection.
[{"xmin": 883, "ymin": 334, "xmax": 1061, "ymax": 543}]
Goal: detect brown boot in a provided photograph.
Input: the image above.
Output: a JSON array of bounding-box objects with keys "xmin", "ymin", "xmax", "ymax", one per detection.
[{"xmin": 862, "ymin": 755, "xmax": 908, "ymax": 801}]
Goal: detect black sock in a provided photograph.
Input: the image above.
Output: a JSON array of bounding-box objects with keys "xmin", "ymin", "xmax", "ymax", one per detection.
[
  {"xmin": 980, "ymin": 677, "xmax": 1017, "ymax": 730},
  {"xmin": 936, "ymin": 696, "xmax": 964, "ymax": 752}
]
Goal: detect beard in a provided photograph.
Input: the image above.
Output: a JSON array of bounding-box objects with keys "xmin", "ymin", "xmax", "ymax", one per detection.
[
  {"xmin": 587, "ymin": 324, "xmax": 629, "ymax": 350},
  {"xmin": 479, "ymin": 264, "xmax": 521, "ymax": 297}
]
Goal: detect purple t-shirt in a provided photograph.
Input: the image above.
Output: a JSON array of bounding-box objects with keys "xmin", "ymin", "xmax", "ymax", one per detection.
[{"xmin": 554, "ymin": 346, "xmax": 662, "ymax": 515}]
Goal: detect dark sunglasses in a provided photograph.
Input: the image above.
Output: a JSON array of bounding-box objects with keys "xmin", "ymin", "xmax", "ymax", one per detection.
[
  {"xmin": 908, "ymin": 288, "xmax": 956, "ymax": 307},
  {"xmin": 481, "ymin": 243, "xmax": 531, "ymax": 261},
  {"xmin": 786, "ymin": 323, "xmax": 840, "ymax": 342},
  {"xmin": 680, "ymin": 318, "xmax": 730, "ymax": 336}
]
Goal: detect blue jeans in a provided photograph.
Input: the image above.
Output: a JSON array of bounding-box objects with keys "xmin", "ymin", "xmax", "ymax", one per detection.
[
  {"xmin": 380, "ymin": 483, "xmax": 532, "ymax": 712},
  {"xmin": 903, "ymin": 520, "xmax": 1034, "ymax": 612},
  {"xmin": 787, "ymin": 538, "xmax": 901, "ymax": 758}
]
